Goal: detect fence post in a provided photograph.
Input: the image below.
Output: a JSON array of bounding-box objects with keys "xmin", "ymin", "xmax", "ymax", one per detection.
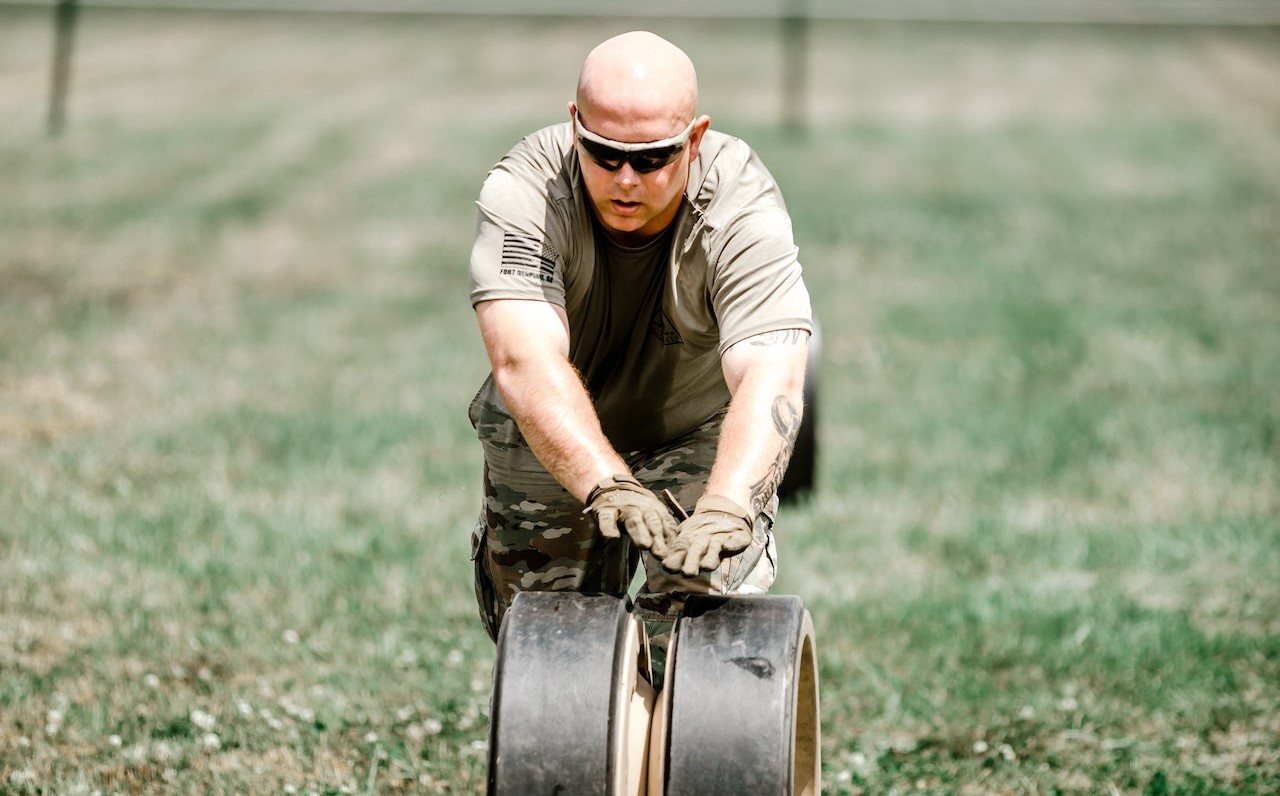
[
  {"xmin": 49, "ymin": 0, "xmax": 80, "ymax": 136},
  {"xmin": 781, "ymin": 0, "xmax": 809, "ymax": 135}
]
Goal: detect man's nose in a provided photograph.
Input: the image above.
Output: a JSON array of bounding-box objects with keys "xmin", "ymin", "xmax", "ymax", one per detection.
[{"xmin": 614, "ymin": 160, "xmax": 640, "ymax": 186}]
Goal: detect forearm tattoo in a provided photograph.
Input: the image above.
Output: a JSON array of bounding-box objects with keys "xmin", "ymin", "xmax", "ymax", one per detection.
[{"xmin": 749, "ymin": 395, "xmax": 801, "ymax": 516}]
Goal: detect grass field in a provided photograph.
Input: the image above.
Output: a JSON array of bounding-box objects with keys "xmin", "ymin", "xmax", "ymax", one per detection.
[{"xmin": 2, "ymin": 6, "xmax": 1278, "ymax": 794}]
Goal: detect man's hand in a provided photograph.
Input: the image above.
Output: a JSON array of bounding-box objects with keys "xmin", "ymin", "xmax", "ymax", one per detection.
[
  {"xmin": 662, "ymin": 494, "xmax": 754, "ymax": 576},
  {"xmin": 583, "ymin": 474, "xmax": 677, "ymax": 557}
]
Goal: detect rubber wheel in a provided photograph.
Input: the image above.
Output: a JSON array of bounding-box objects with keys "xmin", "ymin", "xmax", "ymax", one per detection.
[
  {"xmin": 657, "ymin": 594, "xmax": 821, "ymax": 795},
  {"xmin": 488, "ymin": 591, "xmax": 653, "ymax": 795}
]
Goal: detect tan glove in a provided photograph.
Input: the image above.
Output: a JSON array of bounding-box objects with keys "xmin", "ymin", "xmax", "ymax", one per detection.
[
  {"xmin": 661, "ymin": 494, "xmax": 754, "ymax": 576},
  {"xmin": 583, "ymin": 474, "xmax": 677, "ymax": 557}
]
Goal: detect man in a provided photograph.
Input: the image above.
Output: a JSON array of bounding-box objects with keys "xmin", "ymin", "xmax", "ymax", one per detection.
[{"xmin": 467, "ymin": 30, "xmax": 812, "ymax": 679}]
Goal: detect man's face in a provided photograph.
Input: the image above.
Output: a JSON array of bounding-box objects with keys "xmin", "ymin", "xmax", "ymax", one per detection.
[{"xmin": 572, "ymin": 107, "xmax": 706, "ymax": 246}]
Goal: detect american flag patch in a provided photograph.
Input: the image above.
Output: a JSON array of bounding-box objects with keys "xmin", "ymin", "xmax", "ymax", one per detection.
[{"xmin": 499, "ymin": 233, "xmax": 558, "ymax": 285}]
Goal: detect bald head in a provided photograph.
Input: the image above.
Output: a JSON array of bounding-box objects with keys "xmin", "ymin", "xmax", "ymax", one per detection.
[{"xmin": 575, "ymin": 31, "xmax": 699, "ymax": 142}]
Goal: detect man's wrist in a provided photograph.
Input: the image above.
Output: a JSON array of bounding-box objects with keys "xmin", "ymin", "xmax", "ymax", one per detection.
[
  {"xmin": 692, "ymin": 493, "xmax": 753, "ymax": 525},
  {"xmin": 584, "ymin": 473, "xmax": 642, "ymax": 506}
]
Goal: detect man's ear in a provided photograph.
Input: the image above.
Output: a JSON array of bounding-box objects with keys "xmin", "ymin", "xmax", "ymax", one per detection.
[{"xmin": 687, "ymin": 114, "xmax": 712, "ymax": 162}]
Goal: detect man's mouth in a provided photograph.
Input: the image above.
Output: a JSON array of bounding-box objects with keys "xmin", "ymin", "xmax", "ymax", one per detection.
[{"xmin": 611, "ymin": 200, "xmax": 642, "ymax": 216}]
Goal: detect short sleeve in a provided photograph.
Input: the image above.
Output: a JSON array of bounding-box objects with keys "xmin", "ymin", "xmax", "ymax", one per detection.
[
  {"xmin": 469, "ymin": 133, "xmax": 571, "ymax": 308},
  {"xmin": 711, "ymin": 209, "xmax": 812, "ymax": 352},
  {"xmin": 702, "ymin": 149, "xmax": 813, "ymax": 351}
]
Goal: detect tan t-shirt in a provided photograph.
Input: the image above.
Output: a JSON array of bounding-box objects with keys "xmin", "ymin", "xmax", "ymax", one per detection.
[{"xmin": 470, "ymin": 123, "xmax": 813, "ymax": 452}]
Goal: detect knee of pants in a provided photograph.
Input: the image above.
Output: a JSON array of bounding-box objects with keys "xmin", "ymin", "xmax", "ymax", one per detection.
[{"xmin": 471, "ymin": 503, "xmax": 639, "ymax": 642}]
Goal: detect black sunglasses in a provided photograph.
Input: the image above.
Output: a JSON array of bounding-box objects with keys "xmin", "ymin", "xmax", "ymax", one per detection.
[
  {"xmin": 574, "ymin": 114, "xmax": 696, "ymax": 175},
  {"xmin": 577, "ymin": 138, "xmax": 686, "ymax": 174}
]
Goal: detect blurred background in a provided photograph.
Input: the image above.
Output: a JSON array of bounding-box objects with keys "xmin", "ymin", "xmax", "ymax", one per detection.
[{"xmin": 2, "ymin": 1, "xmax": 1277, "ymax": 793}]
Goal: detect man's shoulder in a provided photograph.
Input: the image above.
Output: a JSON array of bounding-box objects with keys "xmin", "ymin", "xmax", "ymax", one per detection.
[
  {"xmin": 514, "ymin": 121, "xmax": 575, "ymax": 161},
  {"xmin": 687, "ymin": 131, "xmax": 789, "ymax": 230},
  {"xmin": 695, "ymin": 130, "xmax": 754, "ymax": 167},
  {"xmin": 484, "ymin": 122, "xmax": 577, "ymax": 201}
]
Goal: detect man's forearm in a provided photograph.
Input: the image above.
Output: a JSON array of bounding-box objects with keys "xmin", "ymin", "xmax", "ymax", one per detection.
[
  {"xmin": 705, "ymin": 384, "xmax": 804, "ymax": 517},
  {"xmin": 477, "ymin": 299, "xmax": 628, "ymax": 502},
  {"xmin": 705, "ymin": 331, "xmax": 809, "ymax": 516},
  {"xmin": 492, "ymin": 356, "xmax": 628, "ymax": 502}
]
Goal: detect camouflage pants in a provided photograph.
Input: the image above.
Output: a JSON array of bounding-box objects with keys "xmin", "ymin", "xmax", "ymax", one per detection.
[{"xmin": 469, "ymin": 387, "xmax": 777, "ymax": 684}]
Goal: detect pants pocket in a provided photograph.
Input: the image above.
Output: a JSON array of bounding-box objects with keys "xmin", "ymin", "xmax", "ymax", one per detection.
[{"xmin": 471, "ymin": 514, "xmax": 500, "ymax": 641}]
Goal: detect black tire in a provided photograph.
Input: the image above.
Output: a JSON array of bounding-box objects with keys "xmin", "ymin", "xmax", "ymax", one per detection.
[
  {"xmin": 488, "ymin": 592, "xmax": 652, "ymax": 795},
  {"xmin": 658, "ymin": 594, "xmax": 821, "ymax": 795}
]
